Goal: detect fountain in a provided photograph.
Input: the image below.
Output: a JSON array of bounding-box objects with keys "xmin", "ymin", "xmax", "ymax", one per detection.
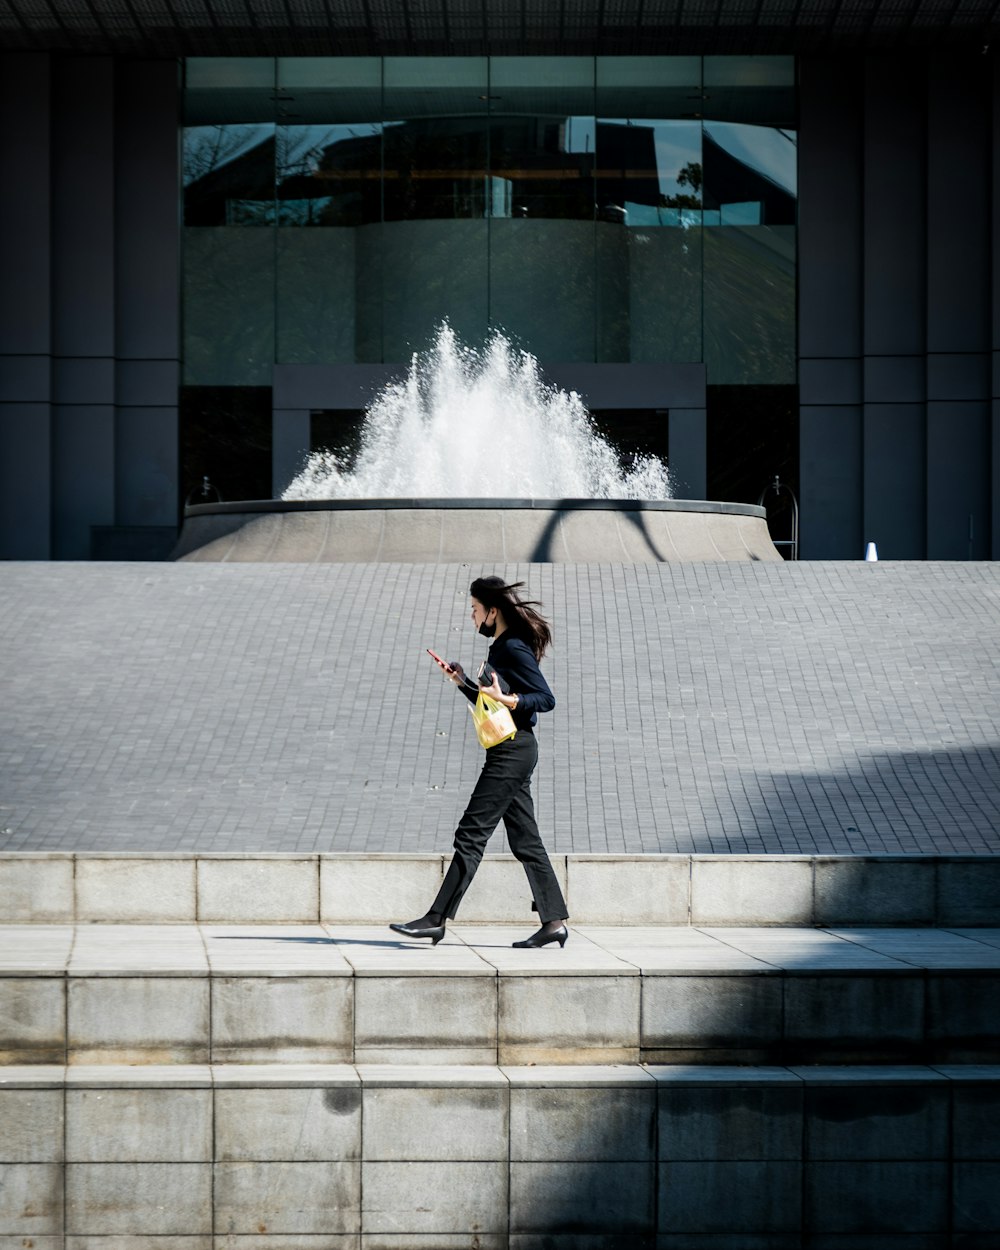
[
  {"xmin": 282, "ymin": 325, "xmax": 674, "ymax": 502},
  {"xmin": 173, "ymin": 325, "xmax": 780, "ymax": 562}
]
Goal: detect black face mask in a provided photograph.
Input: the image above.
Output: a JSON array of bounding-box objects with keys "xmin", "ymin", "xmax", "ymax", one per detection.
[{"xmin": 478, "ymin": 612, "xmax": 496, "ymax": 638}]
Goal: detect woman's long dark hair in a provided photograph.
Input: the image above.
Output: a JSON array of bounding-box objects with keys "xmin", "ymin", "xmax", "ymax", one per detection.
[{"xmin": 470, "ymin": 576, "xmax": 552, "ymax": 661}]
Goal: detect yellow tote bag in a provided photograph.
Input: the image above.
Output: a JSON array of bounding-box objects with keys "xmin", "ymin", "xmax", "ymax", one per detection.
[{"xmin": 470, "ymin": 690, "xmax": 517, "ymax": 749}]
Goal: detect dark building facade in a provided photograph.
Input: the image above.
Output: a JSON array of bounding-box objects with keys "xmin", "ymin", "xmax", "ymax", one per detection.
[{"xmin": 1, "ymin": 2, "xmax": 998, "ymax": 560}]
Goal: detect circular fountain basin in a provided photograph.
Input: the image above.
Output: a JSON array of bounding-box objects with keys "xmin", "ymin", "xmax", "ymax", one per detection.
[{"xmin": 172, "ymin": 498, "xmax": 782, "ymax": 563}]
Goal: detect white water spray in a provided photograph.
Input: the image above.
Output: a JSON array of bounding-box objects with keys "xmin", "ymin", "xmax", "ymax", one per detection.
[{"xmin": 282, "ymin": 324, "xmax": 673, "ymax": 501}]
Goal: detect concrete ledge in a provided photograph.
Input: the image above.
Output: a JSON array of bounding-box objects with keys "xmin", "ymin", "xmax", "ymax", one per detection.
[
  {"xmin": 3, "ymin": 853, "xmax": 999, "ymax": 927},
  {"xmin": 3, "ymin": 924, "xmax": 1000, "ymax": 1068},
  {"xmin": 2, "ymin": 1064, "xmax": 999, "ymax": 1245}
]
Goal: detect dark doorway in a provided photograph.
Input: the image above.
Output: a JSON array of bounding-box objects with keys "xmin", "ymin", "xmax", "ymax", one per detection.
[
  {"xmin": 707, "ymin": 385, "xmax": 798, "ymax": 556},
  {"xmin": 179, "ymin": 387, "xmax": 272, "ymax": 511}
]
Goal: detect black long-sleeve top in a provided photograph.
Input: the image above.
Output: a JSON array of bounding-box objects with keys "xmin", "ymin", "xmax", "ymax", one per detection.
[{"xmin": 454, "ymin": 632, "xmax": 555, "ymax": 731}]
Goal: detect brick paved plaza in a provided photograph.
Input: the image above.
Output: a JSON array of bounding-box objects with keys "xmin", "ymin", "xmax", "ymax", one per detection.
[{"xmin": 1, "ymin": 560, "xmax": 998, "ymax": 855}]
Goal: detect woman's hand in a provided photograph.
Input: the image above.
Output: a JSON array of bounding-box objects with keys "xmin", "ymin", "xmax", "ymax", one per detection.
[
  {"xmin": 481, "ymin": 672, "xmax": 516, "ymax": 708},
  {"xmin": 432, "ymin": 655, "xmax": 464, "ymax": 685}
]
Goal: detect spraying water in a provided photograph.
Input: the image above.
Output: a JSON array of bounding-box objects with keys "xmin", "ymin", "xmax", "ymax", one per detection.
[{"xmin": 282, "ymin": 324, "xmax": 673, "ymax": 500}]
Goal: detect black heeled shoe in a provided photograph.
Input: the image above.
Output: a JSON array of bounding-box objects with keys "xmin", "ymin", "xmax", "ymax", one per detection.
[
  {"xmin": 512, "ymin": 924, "xmax": 568, "ymax": 949},
  {"xmin": 389, "ymin": 917, "xmax": 446, "ymax": 945}
]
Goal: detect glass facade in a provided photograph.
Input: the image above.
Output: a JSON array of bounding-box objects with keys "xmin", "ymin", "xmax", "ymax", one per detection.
[{"xmin": 182, "ymin": 55, "xmax": 796, "ymax": 385}]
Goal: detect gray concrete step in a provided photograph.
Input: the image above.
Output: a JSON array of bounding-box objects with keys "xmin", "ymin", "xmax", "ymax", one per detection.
[
  {"xmin": 4, "ymin": 851, "xmax": 1000, "ymax": 927},
  {"xmin": 4, "ymin": 923, "xmax": 1000, "ymax": 1068},
  {"xmin": 2, "ymin": 1061, "xmax": 999, "ymax": 1247}
]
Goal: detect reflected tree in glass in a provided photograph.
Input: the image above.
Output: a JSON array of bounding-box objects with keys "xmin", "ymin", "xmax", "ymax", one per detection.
[
  {"xmin": 183, "ymin": 124, "xmax": 275, "ymax": 225},
  {"xmin": 276, "ymin": 123, "xmax": 382, "ymax": 364},
  {"xmin": 182, "ymin": 123, "xmax": 277, "ymax": 383}
]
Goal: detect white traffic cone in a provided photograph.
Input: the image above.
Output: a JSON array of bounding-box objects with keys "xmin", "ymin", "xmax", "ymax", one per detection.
[{"xmin": 865, "ymin": 541, "xmax": 878, "ymax": 562}]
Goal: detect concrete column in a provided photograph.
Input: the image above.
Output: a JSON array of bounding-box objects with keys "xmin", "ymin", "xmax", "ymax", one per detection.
[
  {"xmin": 993, "ymin": 398, "xmax": 1000, "ymax": 559},
  {"xmin": 115, "ymin": 395, "xmax": 180, "ymax": 532},
  {"xmin": 798, "ymin": 57, "xmax": 863, "ymax": 557},
  {"xmin": 113, "ymin": 60, "xmax": 181, "ymax": 547},
  {"xmin": 0, "ymin": 54, "xmax": 52, "ymax": 558},
  {"xmin": 925, "ymin": 54, "xmax": 991, "ymax": 558},
  {"xmin": 926, "ymin": 401, "xmax": 991, "ymax": 559},
  {"xmin": 799, "ymin": 406, "xmax": 863, "ymax": 559},
  {"xmin": 992, "ymin": 57, "xmax": 1000, "ymax": 559},
  {"xmin": 51, "ymin": 57, "xmax": 116, "ymax": 558},
  {"xmin": 667, "ymin": 408, "xmax": 706, "ymax": 499},
  {"xmin": 52, "ymin": 58, "xmax": 116, "ymax": 360},
  {"xmin": 0, "ymin": 405, "xmax": 52, "ymax": 559},
  {"xmin": 863, "ymin": 404, "xmax": 926, "ymax": 559},
  {"xmin": 0, "ymin": 54, "xmax": 51, "ymax": 358},
  {"xmin": 861, "ymin": 60, "xmax": 929, "ymax": 558},
  {"xmin": 863, "ymin": 55, "xmax": 926, "ymax": 358},
  {"xmin": 273, "ymin": 409, "xmax": 312, "ymax": 497},
  {"xmin": 114, "ymin": 61, "xmax": 180, "ymax": 362},
  {"xmin": 926, "ymin": 55, "xmax": 990, "ymax": 357},
  {"xmin": 798, "ymin": 56, "xmax": 863, "ymax": 362},
  {"xmin": 52, "ymin": 405, "xmax": 116, "ymax": 559}
]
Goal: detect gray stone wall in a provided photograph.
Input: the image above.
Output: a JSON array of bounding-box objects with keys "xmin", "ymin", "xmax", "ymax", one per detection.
[{"xmin": 2, "ymin": 1063, "xmax": 998, "ymax": 1245}]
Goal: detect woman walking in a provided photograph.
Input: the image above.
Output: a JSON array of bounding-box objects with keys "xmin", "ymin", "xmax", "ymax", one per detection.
[{"xmin": 390, "ymin": 575, "xmax": 569, "ymax": 949}]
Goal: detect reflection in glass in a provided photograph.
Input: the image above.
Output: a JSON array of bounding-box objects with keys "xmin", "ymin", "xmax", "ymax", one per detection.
[
  {"xmin": 276, "ymin": 124, "xmax": 383, "ymax": 226},
  {"xmin": 377, "ymin": 117, "xmax": 491, "ymax": 351},
  {"xmin": 487, "ymin": 108, "xmax": 597, "ymax": 358},
  {"xmin": 703, "ymin": 122, "xmax": 796, "ymax": 225},
  {"xmin": 185, "ymin": 58, "xmax": 274, "ymax": 89},
  {"xmin": 382, "ymin": 57, "xmax": 489, "ymax": 224},
  {"xmin": 277, "ymin": 57, "xmax": 381, "ymax": 91},
  {"xmin": 374, "ymin": 61, "xmax": 491, "ymax": 352},
  {"xmin": 381, "ymin": 220, "xmax": 489, "ymax": 358},
  {"xmin": 183, "ymin": 124, "xmax": 275, "ymax": 225},
  {"xmin": 181, "ymin": 55, "xmax": 797, "ymax": 382},
  {"xmin": 275, "ymin": 123, "xmax": 383, "ymax": 363},
  {"xmin": 383, "ymin": 119, "xmax": 488, "ymax": 221},
  {"xmin": 594, "ymin": 119, "xmax": 703, "ymax": 363},
  {"xmin": 490, "ymin": 218, "xmax": 596, "ymax": 360},
  {"xmin": 184, "ymin": 228, "xmax": 275, "ymax": 384},
  {"xmin": 490, "ymin": 115, "xmax": 595, "ymax": 221},
  {"xmin": 701, "ymin": 123, "xmax": 796, "ymax": 383},
  {"xmin": 183, "ymin": 120, "xmax": 277, "ymax": 382},
  {"xmin": 596, "ymin": 118, "xmax": 702, "ymax": 226},
  {"xmin": 703, "ymin": 225, "xmax": 795, "ymax": 384}
]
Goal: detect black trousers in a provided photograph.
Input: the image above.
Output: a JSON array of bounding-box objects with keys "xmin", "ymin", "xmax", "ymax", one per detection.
[{"xmin": 430, "ymin": 730, "xmax": 568, "ymax": 923}]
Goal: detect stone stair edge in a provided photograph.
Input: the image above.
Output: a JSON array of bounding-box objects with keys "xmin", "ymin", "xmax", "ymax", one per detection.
[
  {"xmin": 3, "ymin": 851, "xmax": 999, "ymax": 927},
  {"xmin": 3, "ymin": 923, "xmax": 999, "ymax": 1068},
  {"xmin": 2, "ymin": 851, "xmax": 986, "ymax": 859},
  {"xmin": 4, "ymin": 1061, "xmax": 1000, "ymax": 1089}
]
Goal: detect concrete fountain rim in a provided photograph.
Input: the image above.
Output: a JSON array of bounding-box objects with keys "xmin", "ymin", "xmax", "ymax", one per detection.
[{"xmin": 185, "ymin": 497, "xmax": 769, "ymax": 519}]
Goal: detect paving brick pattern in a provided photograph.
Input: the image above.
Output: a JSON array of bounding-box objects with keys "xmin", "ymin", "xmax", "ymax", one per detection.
[{"xmin": 1, "ymin": 561, "xmax": 998, "ymax": 855}]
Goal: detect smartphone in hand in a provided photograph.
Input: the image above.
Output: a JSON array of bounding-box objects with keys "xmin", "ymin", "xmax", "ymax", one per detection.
[{"xmin": 427, "ymin": 648, "xmax": 454, "ymax": 674}]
